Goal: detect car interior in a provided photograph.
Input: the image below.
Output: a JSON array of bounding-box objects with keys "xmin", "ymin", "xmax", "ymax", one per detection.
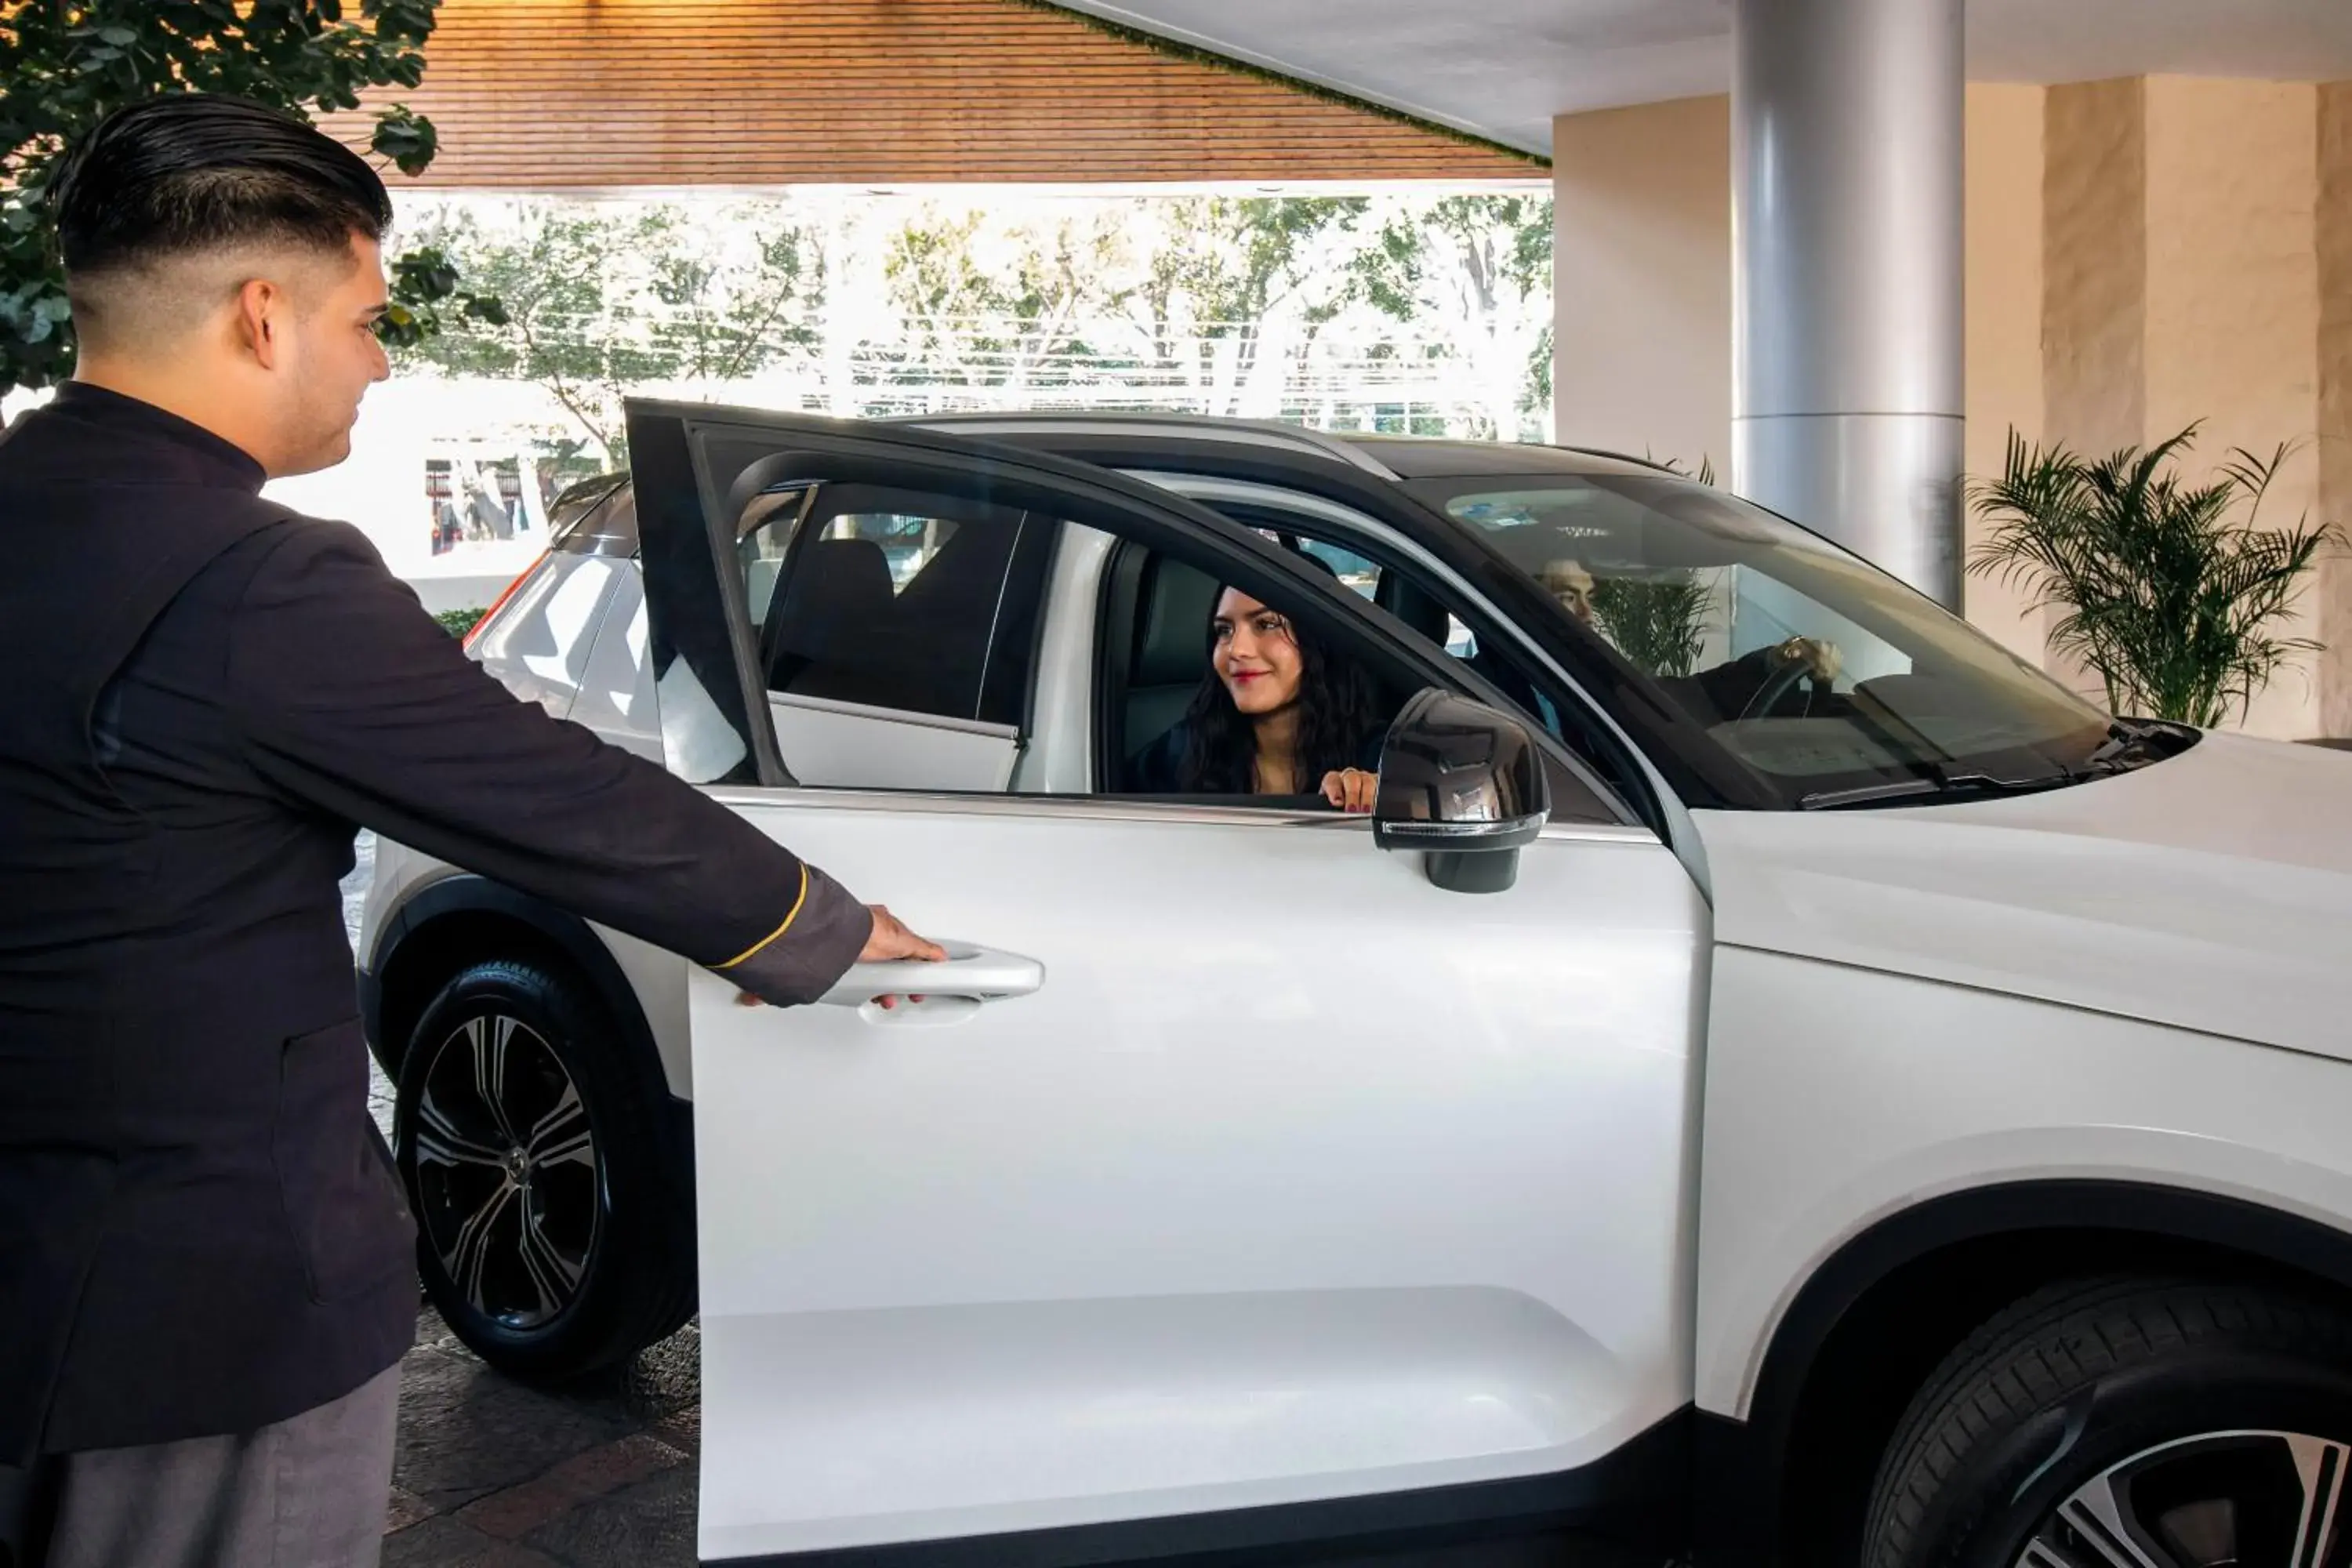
[{"xmin": 755, "ymin": 497, "xmax": 1039, "ymax": 728}]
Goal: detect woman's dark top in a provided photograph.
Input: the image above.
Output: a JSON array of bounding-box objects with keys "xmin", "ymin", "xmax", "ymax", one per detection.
[{"xmin": 1127, "ymin": 720, "xmax": 1385, "ymax": 797}]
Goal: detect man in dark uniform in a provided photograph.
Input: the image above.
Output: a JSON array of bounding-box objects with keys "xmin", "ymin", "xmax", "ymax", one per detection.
[{"xmin": 0, "ymin": 96, "xmax": 941, "ymax": 1567}]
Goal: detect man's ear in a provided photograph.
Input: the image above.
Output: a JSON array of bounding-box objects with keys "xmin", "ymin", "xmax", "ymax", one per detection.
[{"xmin": 232, "ymin": 277, "xmax": 287, "ymax": 372}]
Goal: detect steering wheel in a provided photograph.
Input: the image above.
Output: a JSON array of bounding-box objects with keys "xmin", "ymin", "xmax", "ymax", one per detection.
[{"xmin": 1737, "ymin": 653, "xmax": 1818, "ymax": 722}]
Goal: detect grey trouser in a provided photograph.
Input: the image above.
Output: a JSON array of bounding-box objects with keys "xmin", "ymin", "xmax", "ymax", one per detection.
[{"xmin": 3, "ymin": 1364, "xmax": 399, "ymax": 1568}]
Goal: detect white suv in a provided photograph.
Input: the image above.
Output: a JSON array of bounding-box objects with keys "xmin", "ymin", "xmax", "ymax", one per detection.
[{"xmin": 359, "ymin": 404, "xmax": 2352, "ymax": 1568}]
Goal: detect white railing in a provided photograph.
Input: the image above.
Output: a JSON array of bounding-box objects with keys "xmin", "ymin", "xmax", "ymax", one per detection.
[{"xmin": 463, "ymin": 311, "xmax": 1549, "ymax": 439}]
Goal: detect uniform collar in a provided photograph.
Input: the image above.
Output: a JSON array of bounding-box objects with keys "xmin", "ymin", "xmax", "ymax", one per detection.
[{"xmin": 27, "ymin": 382, "xmax": 269, "ymax": 492}]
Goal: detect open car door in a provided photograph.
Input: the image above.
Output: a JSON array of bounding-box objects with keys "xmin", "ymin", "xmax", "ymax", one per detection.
[{"xmin": 622, "ymin": 401, "xmax": 1708, "ymax": 1565}]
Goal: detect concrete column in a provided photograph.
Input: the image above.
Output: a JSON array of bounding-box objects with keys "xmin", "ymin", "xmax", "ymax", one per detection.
[{"xmin": 1732, "ymin": 0, "xmax": 1965, "ymax": 604}]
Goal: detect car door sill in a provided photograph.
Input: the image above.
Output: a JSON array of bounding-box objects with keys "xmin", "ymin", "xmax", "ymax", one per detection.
[{"xmin": 700, "ymin": 1407, "xmax": 1689, "ymax": 1568}]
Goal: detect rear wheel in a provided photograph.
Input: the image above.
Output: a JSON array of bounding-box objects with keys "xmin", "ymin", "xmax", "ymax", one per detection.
[
  {"xmin": 1864, "ymin": 1276, "xmax": 2352, "ymax": 1568},
  {"xmin": 393, "ymin": 956, "xmax": 694, "ymax": 1380}
]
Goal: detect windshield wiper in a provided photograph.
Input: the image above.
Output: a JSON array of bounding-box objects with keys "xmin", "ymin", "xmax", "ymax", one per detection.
[
  {"xmin": 2079, "ymin": 717, "xmax": 2192, "ymax": 775},
  {"xmin": 1797, "ymin": 717, "xmax": 2198, "ymax": 810},
  {"xmin": 1798, "ymin": 768, "xmax": 2081, "ymax": 811}
]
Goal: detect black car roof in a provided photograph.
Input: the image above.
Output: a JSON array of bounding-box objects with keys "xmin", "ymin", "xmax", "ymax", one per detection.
[
  {"xmin": 552, "ymin": 413, "xmax": 1687, "ymax": 559},
  {"xmin": 1331, "ymin": 434, "xmax": 1672, "ymax": 481}
]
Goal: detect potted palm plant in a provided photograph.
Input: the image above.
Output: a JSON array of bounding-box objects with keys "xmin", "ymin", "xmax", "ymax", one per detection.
[
  {"xmin": 1969, "ymin": 425, "xmax": 2340, "ymax": 728},
  {"xmin": 1592, "ymin": 575, "xmax": 1713, "ymax": 678},
  {"xmin": 1579, "ymin": 452, "xmax": 1719, "ymax": 680}
]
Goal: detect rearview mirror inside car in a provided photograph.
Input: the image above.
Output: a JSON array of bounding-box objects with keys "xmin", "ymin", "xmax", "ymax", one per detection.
[{"xmin": 1371, "ymin": 688, "xmax": 1550, "ymax": 895}]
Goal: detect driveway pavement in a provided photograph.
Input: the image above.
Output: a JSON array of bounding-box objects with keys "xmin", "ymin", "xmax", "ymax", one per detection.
[
  {"xmin": 380, "ymin": 1312, "xmax": 702, "ymax": 1567},
  {"xmin": 349, "ymin": 837, "xmax": 702, "ymax": 1566}
]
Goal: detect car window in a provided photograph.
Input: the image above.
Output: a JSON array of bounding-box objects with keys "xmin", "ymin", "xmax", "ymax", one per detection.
[
  {"xmin": 1091, "ymin": 539, "xmax": 1623, "ymax": 825},
  {"xmin": 733, "ymin": 482, "xmax": 1047, "ymax": 728},
  {"xmin": 1220, "ymin": 517, "xmax": 1633, "ymax": 819},
  {"xmin": 1414, "ymin": 474, "xmax": 2114, "ymax": 807},
  {"xmin": 1294, "ymin": 538, "xmax": 1379, "ymax": 599},
  {"xmin": 547, "ymin": 474, "xmax": 633, "ymax": 556}
]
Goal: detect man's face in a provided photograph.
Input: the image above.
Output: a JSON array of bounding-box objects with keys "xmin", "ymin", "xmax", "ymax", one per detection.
[
  {"xmin": 267, "ymin": 232, "xmax": 391, "ymax": 477},
  {"xmin": 1541, "ymin": 559, "xmax": 1597, "ymax": 626}
]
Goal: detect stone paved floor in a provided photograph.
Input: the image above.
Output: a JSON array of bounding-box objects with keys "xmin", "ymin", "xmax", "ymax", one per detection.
[
  {"xmin": 382, "ymin": 1310, "xmax": 702, "ymax": 1567},
  {"xmin": 379, "ymin": 1307, "xmax": 696, "ymax": 1561},
  {"xmin": 350, "ymin": 838, "xmax": 699, "ymax": 1565}
]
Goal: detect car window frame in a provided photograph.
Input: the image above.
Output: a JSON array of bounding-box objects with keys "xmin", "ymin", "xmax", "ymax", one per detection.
[
  {"xmin": 623, "ymin": 399, "xmax": 1642, "ymax": 827},
  {"xmin": 1114, "ymin": 472, "xmax": 1657, "ymax": 833},
  {"xmin": 983, "ymin": 436, "xmax": 1783, "ymax": 813},
  {"xmin": 1085, "ymin": 531, "xmax": 1627, "ymax": 827},
  {"xmin": 740, "ymin": 477, "xmax": 1054, "ymax": 731}
]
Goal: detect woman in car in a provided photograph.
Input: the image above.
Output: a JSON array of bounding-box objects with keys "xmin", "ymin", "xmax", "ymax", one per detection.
[{"xmin": 1136, "ymin": 585, "xmax": 1386, "ymax": 811}]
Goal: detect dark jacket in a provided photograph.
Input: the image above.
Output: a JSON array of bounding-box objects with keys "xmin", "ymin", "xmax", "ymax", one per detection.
[
  {"xmin": 1657, "ymin": 646, "xmax": 1803, "ymax": 723},
  {"xmin": 0, "ymin": 384, "xmax": 869, "ymax": 1461}
]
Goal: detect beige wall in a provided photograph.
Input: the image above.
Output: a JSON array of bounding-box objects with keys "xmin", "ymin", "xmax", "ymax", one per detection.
[
  {"xmin": 1963, "ymin": 83, "xmax": 2049, "ymax": 665},
  {"xmin": 2035, "ymin": 78, "xmax": 2335, "ymax": 738},
  {"xmin": 1551, "ymin": 96, "xmax": 1730, "ymax": 471},
  {"xmin": 2318, "ymin": 83, "xmax": 2352, "ymax": 735},
  {"xmin": 2042, "ymin": 80, "xmax": 2149, "ymax": 457},
  {"xmin": 1554, "ymin": 77, "xmax": 2352, "ymax": 738}
]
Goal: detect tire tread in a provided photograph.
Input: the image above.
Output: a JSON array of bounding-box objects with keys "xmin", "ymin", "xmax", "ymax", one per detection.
[{"xmin": 1864, "ymin": 1275, "xmax": 2352, "ymax": 1568}]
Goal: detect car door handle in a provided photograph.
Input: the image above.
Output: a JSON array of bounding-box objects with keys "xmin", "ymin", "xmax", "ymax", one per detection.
[{"xmin": 817, "ymin": 942, "xmax": 1046, "ymax": 1008}]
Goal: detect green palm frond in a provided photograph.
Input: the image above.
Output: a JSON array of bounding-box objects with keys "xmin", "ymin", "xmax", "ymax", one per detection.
[
  {"xmin": 1592, "ymin": 574, "xmax": 1713, "ymax": 679},
  {"xmin": 1968, "ymin": 424, "xmax": 2338, "ymax": 727}
]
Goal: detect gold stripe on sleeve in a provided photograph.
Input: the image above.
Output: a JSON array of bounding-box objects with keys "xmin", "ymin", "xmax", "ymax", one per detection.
[{"xmin": 713, "ymin": 864, "xmax": 811, "ymax": 970}]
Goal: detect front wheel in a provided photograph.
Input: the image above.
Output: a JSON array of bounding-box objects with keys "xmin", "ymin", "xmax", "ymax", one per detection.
[
  {"xmin": 393, "ymin": 956, "xmax": 695, "ymax": 1380},
  {"xmin": 1864, "ymin": 1276, "xmax": 2352, "ymax": 1568}
]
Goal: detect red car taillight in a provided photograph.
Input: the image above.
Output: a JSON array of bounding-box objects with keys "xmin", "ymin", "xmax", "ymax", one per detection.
[{"xmin": 462, "ymin": 553, "xmax": 546, "ymax": 652}]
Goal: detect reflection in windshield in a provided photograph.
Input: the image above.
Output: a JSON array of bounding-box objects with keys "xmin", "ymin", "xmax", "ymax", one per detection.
[{"xmin": 1418, "ymin": 474, "xmax": 2129, "ymax": 807}]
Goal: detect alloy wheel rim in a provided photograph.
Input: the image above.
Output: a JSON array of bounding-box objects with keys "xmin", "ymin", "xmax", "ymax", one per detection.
[
  {"xmin": 409, "ymin": 1010, "xmax": 601, "ymax": 1330},
  {"xmin": 2017, "ymin": 1429, "xmax": 2350, "ymax": 1568}
]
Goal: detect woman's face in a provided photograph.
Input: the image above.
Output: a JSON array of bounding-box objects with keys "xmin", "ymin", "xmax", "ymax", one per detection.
[{"xmin": 1211, "ymin": 589, "xmax": 1305, "ymax": 717}]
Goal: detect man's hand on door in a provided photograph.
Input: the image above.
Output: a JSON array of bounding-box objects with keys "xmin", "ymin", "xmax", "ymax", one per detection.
[{"xmin": 735, "ymin": 903, "xmax": 946, "ymax": 1008}]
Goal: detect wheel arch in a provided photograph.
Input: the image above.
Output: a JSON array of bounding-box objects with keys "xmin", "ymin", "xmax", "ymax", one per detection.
[
  {"xmin": 1701, "ymin": 1179, "xmax": 2352, "ymax": 1566},
  {"xmin": 363, "ymin": 873, "xmax": 662, "ymax": 1097}
]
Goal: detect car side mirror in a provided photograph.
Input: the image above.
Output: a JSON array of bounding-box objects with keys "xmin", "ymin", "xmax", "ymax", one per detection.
[{"xmin": 1371, "ymin": 688, "xmax": 1550, "ymax": 895}]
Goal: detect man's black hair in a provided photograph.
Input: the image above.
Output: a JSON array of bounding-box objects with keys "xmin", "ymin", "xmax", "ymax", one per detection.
[{"xmin": 49, "ymin": 93, "xmax": 392, "ymax": 282}]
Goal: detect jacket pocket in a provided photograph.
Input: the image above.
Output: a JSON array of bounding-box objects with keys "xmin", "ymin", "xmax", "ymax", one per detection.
[{"xmin": 273, "ymin": 1019, "xmax": 416, "ymax": 1305}]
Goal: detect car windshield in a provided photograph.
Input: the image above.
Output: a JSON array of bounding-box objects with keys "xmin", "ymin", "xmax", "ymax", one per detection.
[{"xmin": 1410, "ymin": 472, "xmax": 2126, "ymax": 808}]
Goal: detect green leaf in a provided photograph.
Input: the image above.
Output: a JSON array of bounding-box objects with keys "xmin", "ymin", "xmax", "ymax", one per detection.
[
  {"xmin": 369, "ymin": 104, "xmax": 438, "ymax": 178},
  {"xmin": 2, "ymin": 0, "xmax": 448, "ymax": 397}
]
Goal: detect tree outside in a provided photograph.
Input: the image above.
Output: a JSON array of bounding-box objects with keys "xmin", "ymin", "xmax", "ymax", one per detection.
[
  {"xmin": 394, "ymin": 186, "xmax": 1556, "ymax": 462},
  {"xmin": 0, "ymin": 0, "xmax": 498, "ymax": 403},
  {"xmin": 1354, "ymin": 194, "xmax": 1553, "ymax": 441},
  {"xmin": 399, "ymin": 200, "xmax": 819, "ymax": 464}
]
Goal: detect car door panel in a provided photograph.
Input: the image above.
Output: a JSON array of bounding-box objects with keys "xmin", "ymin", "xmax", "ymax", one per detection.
[
  {"xmin": 690, "ymin": 796, "xmax": 1704, "ymax": 1561},
  {"xmin": 767, "ymin": 694, "xmax": 1020, "ymax": 793},
  {"xmin": 618, "ymin": 401, "xmax": 1707, "ymax": 1561}
]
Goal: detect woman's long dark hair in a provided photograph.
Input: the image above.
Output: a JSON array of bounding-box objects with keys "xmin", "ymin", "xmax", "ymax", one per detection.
[{"xmin": 1178, "ymin": 590, "xmax": 1381, "ymax": 794}]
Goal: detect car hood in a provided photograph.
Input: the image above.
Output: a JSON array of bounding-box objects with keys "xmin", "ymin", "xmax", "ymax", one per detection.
[{"xmin": 1692, "ymin": 733, "xmax": 2352, "ymax": 1059}]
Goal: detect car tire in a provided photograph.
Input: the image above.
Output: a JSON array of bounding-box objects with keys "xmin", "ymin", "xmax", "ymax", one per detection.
[
  {"xmin": 1863, "ymin": 1275, "xmax": 2352, "ymax": 1568},
  {"xmin": 394, "ymin": 956, "xmax": 694, "ymax": 1381}
]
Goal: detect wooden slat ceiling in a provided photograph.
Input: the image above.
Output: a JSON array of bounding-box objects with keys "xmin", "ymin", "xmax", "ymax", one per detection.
[{"xmin": 320, "ymin": 0, "xmax": 1540, "ymax": 187}]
